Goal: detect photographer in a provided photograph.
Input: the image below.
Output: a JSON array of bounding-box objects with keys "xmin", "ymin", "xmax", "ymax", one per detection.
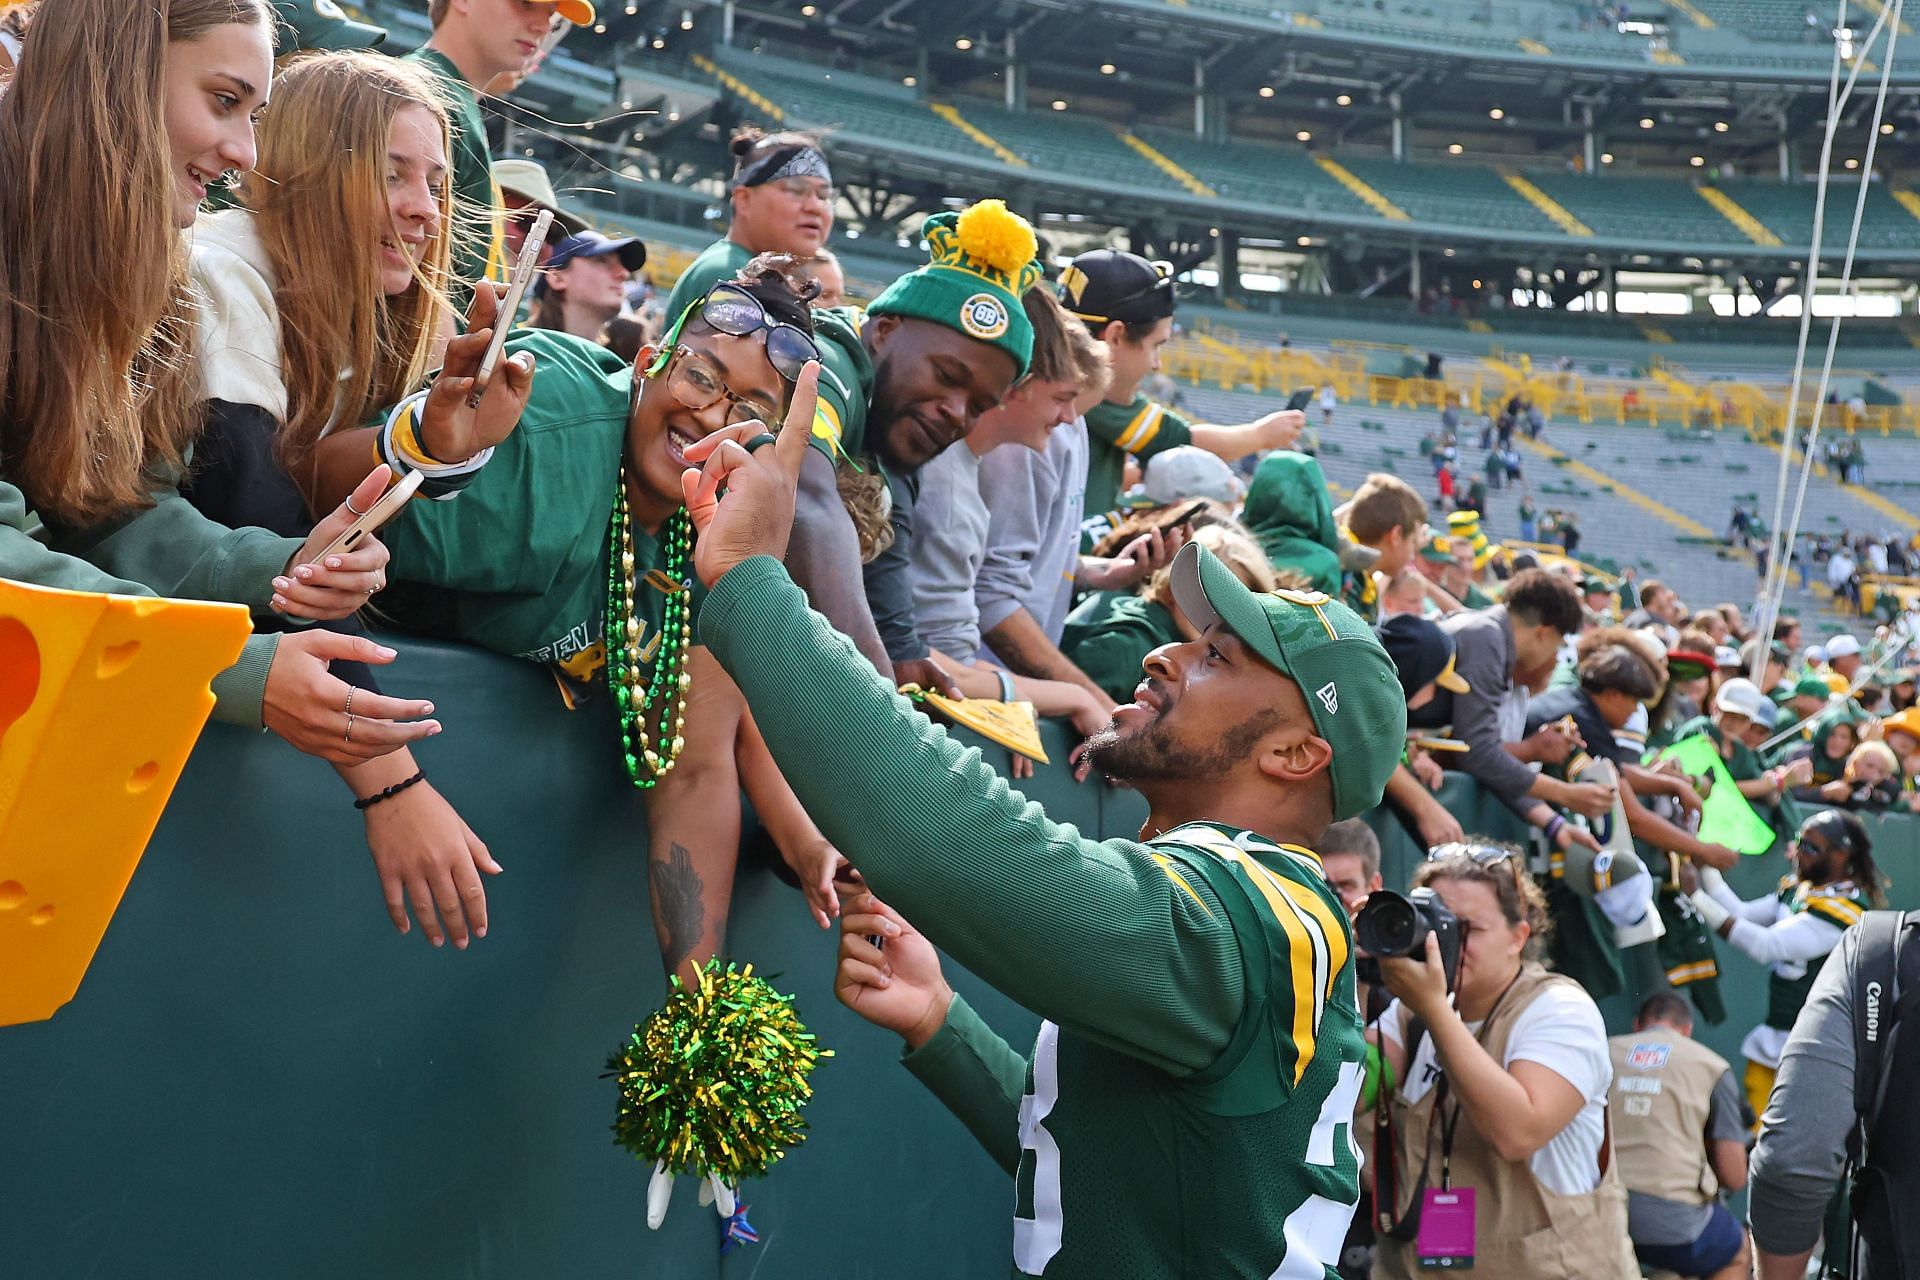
[{"xmin": 1370, "ymin": 844, "xmax": 1636, "ymax": 1280}]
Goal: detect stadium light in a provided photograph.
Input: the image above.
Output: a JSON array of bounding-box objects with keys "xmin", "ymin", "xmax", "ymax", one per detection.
[
  {"xmin": 1639, "ymin": 117, "xmax": 1655, "ymax": 128},
  {"xmin": 1297, "ymin": 130, "xmax": 1311, "ymax": 141},
  {"xmin": 679, "ymin": 8, "xmax": 692, "ymax": 29},
  {"xmin": 1296, "ymin": 236, "xmax": 1312, "ymax": 247},
  {"xmin": 1601, "ymin": 152, "xmax": 1615, "ymax": 164},
  {"xmin": 801, "ymin": 3, "xmax": 816, "ymax": 12},
  {"xmin": 1845, "ymin": 157, "xmax": 1860, "ymax": 169},
  {"xmin": 594, "ymin": 21, "xmax": 606, "ymax": 32},
  {"xmin": 1447, "ymin": 143, "xmax": 1464, "ymax": 154},
  {"xmin": 1689, "ymin": 155, "xmax": 1704, "ymax": 166},
  {"xmin": 624, "ymin": 2, "xmax": 635, "ymax": 12},
  {"xmin": 1101, "ymin": 63, "xmax": 1116, "ymax": 75},
  {"xmin": 1259, "ymin": 86, "xmax": 1276, "ymax": 98},
  {"xmin": 1336, "ymin": 94, "xmax": 1352, "ymax": 106},
  {"xmin": 903, "ymin": 76, "xmax": 917, "ymax": 86},
  {"xmin": 1713, "ymin": 121, "xmax": 1729, "ymax": 132},
  {"xmin": 955, "ymin": 37, "xmax": 972, "ymax": 49},
  {"xmin": 1882, "ymin": 122, "xmax": 1896, "ymax": 134},
  {"xmin": 1489, "ymin": 107, "xmax": 1504, "ymax": 120},
  {"xmin": 1052, "ymin": 100, "xmax": 1068, "ymax": 111}
]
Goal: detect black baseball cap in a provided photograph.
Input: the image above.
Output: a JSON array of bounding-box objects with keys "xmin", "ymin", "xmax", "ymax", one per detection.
[
  {"xmin": 1056, "ymin": 249, "xmax": 1176, "ymax": 326},
  {"xmin": 1375, "ymin": 614, "xmax": 1471, "ymax": 702}
]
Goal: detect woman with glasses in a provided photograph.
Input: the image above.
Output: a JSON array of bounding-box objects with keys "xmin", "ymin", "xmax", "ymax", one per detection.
[
  {"xmin": 663, "ymin": 127, "xmax": 835, "ymax": 321},
  {"xmin": 1371, "ymin": 843, "xmax": 1637, "ymax": 1280},
  {"xmin": 1682, "ymin": 808, "xmax": 1884, "ymax": 1127},
  {"xmin": 308, "ymin": 258, "xmax": 851, "ymax": 986}
]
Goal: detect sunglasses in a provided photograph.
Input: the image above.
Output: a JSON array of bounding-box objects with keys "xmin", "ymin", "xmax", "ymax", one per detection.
[{"xmin": 698, "ymin": 283, "xmax": 818, "ymax": 382}]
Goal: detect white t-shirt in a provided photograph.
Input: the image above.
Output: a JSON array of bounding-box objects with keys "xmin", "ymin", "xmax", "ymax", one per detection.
[{"xmin": 1381, "ymin": 980, "xmax": 1612, "ymax": 1196}]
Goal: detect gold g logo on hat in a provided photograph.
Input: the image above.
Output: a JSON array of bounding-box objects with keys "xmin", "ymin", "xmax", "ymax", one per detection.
[{"xmin": 960, "ymin": 293, "xmax": 1009, "ymax": 341}]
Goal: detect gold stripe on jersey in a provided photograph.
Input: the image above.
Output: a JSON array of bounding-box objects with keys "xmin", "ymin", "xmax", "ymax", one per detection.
[
  {"xmin": 1150, "ymin": 853, "xmax": 1215, "ymax": 918},
  {"xmin": 1666, "ymin": 959, "xmax": 1718, "ymax": 984},
  {"xmin": 1115, "ymin": 402, "xmax": 1164, "ymax": 452},
  {"xmin": 1805, "ymin": 896, "xmax": 1865, "ymax": 928},
  {"xmin": 1179, "ymin": 830, "xmax": 1339, "ymax": 1086}
]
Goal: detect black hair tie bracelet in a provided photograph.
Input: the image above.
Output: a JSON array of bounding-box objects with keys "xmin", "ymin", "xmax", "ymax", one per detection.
[{"xmin": 354, "ymin": 771, "xmax": 426, "ymax": 811}]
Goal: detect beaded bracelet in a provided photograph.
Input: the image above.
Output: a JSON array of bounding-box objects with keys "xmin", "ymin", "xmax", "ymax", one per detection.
[{"xmin": 354, "ymin": 770, "xmax": 426, "ymax": 811}]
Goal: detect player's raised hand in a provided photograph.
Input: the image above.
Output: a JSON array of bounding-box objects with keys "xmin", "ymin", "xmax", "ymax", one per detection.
[
  {"xmin": 680, "ymin": 362, "xmax": 820, "ymax": 588},
  {"xmin": 835, "ymin": 892, "xmax": 952, "ymax": 1050}
]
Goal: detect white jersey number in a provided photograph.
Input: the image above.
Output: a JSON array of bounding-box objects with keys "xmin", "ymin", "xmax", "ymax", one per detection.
[
  {"xmin": 1013, "ymin": 1021, "xmax": 1064, "ymax": 1274},
  {"xmin": 1272, "ymin": 1058, "xmax": 1366, "ymax": 1279}
]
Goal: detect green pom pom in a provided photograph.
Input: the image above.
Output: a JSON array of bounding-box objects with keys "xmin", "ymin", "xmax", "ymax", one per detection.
[{"xmin": 606, "ymin": 960, "xmax": 832, "ymax": 1183}]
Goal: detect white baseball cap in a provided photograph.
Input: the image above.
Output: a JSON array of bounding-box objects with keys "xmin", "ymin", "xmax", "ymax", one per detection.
[
  {"xmin": 1714, "ymin": 677, "xmax": 1771, "ymax": 723},
  {"xmin": 1826, "ymin": 634, "xmax": 1863, "ymax": 659},
  {"xmin": 1714, "ymin": 645, "xmax": 1742, "ymax": 670},
  {"xmin": 1142, "ymin": 446, "xmax": 1242, "ymax": 505}
]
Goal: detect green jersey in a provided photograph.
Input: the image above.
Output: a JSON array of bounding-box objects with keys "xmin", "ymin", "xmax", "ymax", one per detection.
[
  {"xmin": 1764, "ymin": 876, "xmax": 1871, "ymax": 1031},
  {"xmin": 806, "ymin": 305, "xmax": 873, "ymax": 464},
  {"xmin": 1083, "ymin": 394, "xmax": 1192, "ymax": 520},
  {"xmin": 404, "ymin": 50, "xmax": 503, "ymax": 297},
  {"xmin": 702, "ymin": 558, "xmax": 1368, "ymax": 1279},
  {"xmin": 663, "ymin": 237, "xmax": 752, "ymax": 324},
  {"xmin": 378, "ymin": 329, "xmax": 697, "ymax": 700}
]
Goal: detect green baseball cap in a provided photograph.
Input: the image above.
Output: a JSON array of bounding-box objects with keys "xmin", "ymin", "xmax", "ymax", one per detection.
[
  {"xmin": 1792, "ymin": 675, "xmax": 1835, "ymax": 701},
  {"xmin": 1169, "ymin": 542, "xmax": 1407, "ymax": 821},
  {"xmin": 272, "ymin": 0, "xmax": 386, "ymax": 51}
]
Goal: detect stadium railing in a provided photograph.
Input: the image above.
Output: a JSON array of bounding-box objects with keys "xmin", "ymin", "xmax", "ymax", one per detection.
[{"xmin": 4, "ymin": 636, "xmax": 1917, "ymax": 1275}]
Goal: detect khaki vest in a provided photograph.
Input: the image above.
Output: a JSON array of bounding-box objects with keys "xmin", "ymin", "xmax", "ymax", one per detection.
[
  {"xmin": 1607, "ymin": 1025, "xmax": 1729, "ymax": 1205},
  {"xmin": 1372, "ymin": 964, "xmax": 1638, "ymax": 1280}
]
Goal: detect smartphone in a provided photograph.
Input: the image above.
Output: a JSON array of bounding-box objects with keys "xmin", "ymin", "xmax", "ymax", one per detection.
[
  {"xmin": 465, "ymin": 206, "xmax": 554, "ymax": 407},
  {"xmin": 306, "ymin": 468, "xmax": 425, "ymax": 565}
]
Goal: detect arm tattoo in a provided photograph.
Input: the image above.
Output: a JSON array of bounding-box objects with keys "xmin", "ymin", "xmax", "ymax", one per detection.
[
  {"xmin": 984, "ymin": 616, "xmax": 1072, "ymax": 682},
  {"xmin": 649, "ymin": 842, "xmax": 704, "ymax": 972}
]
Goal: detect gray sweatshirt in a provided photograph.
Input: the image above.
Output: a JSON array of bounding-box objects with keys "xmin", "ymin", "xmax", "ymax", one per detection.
[
  {"xmin": 909, "ymin": 442, "xmax": 990, "ymax": 659},
  {"xmin": 975, "ymin": 418, "xmax": 1088, "ymax": 646},
  {"xmin": 1749, "ymin": 922, "xmax": 1862, "ymax": 1258}
]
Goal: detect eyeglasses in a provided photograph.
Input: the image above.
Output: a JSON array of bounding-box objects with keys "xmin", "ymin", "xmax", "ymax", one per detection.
[
  {"xmin": 662, "ymin": 346, "xmax": 778, "ymax": 427},
  {"xmin": 768, "ymin": 176, "xmax": 834, "ymax": 204},
  {"xmin": 699, "ymin": 283, "xmax": 819, "ymax": 382}
]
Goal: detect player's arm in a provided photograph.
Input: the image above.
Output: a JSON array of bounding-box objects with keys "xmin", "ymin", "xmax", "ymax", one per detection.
[
  {"xmin": 1690, "ymin": 872, "xmax": 1851, "ymax": 963},
  {"xmin": 701, "ymin": 557, "xmax": 1243, "ymax": 1077}
]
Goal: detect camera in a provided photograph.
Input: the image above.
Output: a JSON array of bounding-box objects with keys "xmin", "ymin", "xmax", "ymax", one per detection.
[{"xmin": 1354, "ymin": 887, "xmax": 1463, "ymax": 992}]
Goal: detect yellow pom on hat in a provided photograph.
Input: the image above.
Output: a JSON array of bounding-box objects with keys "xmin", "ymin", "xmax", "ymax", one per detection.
[{"xmin": 955, "ymin": 199, "xmax": 1038, "ymax": 276}]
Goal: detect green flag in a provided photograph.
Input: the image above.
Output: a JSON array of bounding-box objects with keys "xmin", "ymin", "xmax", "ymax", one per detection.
[{"xmin": 1654, "ymin": 735, "xmax": 1778, "ymax": 857}]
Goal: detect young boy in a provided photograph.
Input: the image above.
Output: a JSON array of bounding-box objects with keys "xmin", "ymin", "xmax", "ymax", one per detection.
[{"xmin": 1338, "ymin": 471, "xmax": 1428, "ymax": 623}]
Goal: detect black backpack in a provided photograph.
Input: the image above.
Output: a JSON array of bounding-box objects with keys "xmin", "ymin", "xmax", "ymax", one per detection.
[{"xmin": 1841, "ymin": 911, "xmax": 1920, "ymax": 1280}]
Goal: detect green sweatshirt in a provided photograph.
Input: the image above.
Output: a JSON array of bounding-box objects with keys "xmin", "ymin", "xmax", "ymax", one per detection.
[
  {"xmin": 1059, "ymin": 591, "xmax": 1182, "ymax": 704},
  {"xmin": 702, "ymin": 556, "xmax": 1366, "ymax": 1279},
  {"xmin": 404, "ymin": 49, "xmax": 501, "ymax": 297},
  {"xmin": 1, "ymin": 473, "xmax": 293, "ymax": 726},
  {"xmin": 1241, "ymin": 451, "xmax": 1342, "ymax": 595}
]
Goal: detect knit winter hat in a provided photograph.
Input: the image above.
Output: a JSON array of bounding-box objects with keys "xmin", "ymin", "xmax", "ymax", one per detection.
[{"xmin": 868, "ymin": 200, "xmax": 1044, "ymax": 375}]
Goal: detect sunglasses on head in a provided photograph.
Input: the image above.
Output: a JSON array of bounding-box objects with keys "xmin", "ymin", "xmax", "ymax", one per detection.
[{"xmin": 696, "ymin": 283, "xmax": 818, "ymax": 382}]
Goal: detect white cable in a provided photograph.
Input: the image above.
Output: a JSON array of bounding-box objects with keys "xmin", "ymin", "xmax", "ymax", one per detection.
[{"xmin": 1751, "ymin": 0, "xmax": 1897, "ymax": 685}]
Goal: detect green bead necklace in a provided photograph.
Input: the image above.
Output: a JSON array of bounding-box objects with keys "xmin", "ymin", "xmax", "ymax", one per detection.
[{"xmin": 605, "ymin": 473, "xmax": 693, "ymax": 788}]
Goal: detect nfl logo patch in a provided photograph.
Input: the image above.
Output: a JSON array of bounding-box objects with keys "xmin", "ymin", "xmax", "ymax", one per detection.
[{"xmin": 1627, "ymin": 1042, "xmax": 1671, "ymax": 1070}]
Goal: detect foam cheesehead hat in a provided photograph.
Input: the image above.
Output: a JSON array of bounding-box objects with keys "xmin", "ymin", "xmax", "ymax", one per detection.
[
  {"xmin": 1170, "ymin": 542, "xmax": 1408, "ymax": 821},
  {"xmin": 1446, "ymin": 509, "xmax": 1500, "ymax": 569},
  {"xmin": 868, "ymin": 200, "xmax": 1043, "ymax": 376}
]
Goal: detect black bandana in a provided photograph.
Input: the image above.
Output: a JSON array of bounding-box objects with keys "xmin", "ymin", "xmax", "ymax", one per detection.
[{"xmin": 734, "ymin": 145, "xmax": 832, "ymax": 190}]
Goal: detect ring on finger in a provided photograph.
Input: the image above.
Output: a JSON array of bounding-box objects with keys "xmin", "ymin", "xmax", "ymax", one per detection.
[
  {"xmin": 345, "ymin": 686, "xmax": 357, "ymax": 717},
  {"xmin": 743, "ymin": 432, "xmax": 779, "ymax": 454},
  {"xmin": 344, "ymin": 493, "xmax": 370, "ymax": 517},
  {"xmin": 344, "ymin": 712, "xmax": 356, "ymax": 743}
]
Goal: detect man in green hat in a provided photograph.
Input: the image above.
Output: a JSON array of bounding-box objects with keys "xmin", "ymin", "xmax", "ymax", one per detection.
[
  {"xmin": 787, "ymin": 199, "xmax": 1040, "ymax": 694},
  {"xmin": 676, "ymin": 398, "xmax": 1406, "ymax": 1273},
  {"xmin": 272, "ymin": 0, "xmax": 386, "ymax": 51}
]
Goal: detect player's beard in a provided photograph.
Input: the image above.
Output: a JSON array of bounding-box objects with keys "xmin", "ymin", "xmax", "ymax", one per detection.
[{"xmin": 1083, "ymin": 702, "xmax": 1280, "ymax": 783}]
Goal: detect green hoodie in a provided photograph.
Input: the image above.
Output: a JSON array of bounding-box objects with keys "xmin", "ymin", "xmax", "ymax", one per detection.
[
  {"xmin": 1240, "ymin": 451, "xmax": 1341, "ymax": 594},
  {"xmin": 1774, "ymin": 703, "xmax": 1866, "ymax": 782}
]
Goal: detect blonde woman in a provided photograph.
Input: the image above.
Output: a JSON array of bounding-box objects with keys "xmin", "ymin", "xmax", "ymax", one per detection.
[
  {"xmin": 0, "ymin": 0, "xmax": 431, "ymax": 762},
  {"xmin": 186, "ymin": 50, "xmax": 505, "ymax": 950}
]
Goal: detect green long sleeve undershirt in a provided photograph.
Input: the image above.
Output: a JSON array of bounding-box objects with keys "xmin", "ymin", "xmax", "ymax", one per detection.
[
  {"xmin": 699, "ymin": 556, "xmax": 1245, "ymax": 1081},
  {"xmin": 901, "ymin": 993, "xmax": 1028, "ymax": 1175}
]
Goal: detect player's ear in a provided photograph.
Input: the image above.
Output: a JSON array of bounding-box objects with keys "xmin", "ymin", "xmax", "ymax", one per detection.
[{"xmin": 1256, "ymin": 733, "xmax": 1332, "ymax": 786}]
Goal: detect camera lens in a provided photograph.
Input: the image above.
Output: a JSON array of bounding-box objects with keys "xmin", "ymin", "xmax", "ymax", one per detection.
[{"xmin": 1355, "ymin": 892, "xmax": 1422, "ymax": 957}]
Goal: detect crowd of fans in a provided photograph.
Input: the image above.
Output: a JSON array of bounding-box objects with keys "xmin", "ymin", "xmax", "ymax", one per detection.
[{"xmin": 7, "ymin": 1, "xmax": 1920, "ymax": 1276}]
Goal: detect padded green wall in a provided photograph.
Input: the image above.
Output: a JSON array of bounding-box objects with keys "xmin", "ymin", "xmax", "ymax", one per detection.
[{"xmin": 4, "ymin": 638, "xmax": 1916, "ymax": 1276}]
